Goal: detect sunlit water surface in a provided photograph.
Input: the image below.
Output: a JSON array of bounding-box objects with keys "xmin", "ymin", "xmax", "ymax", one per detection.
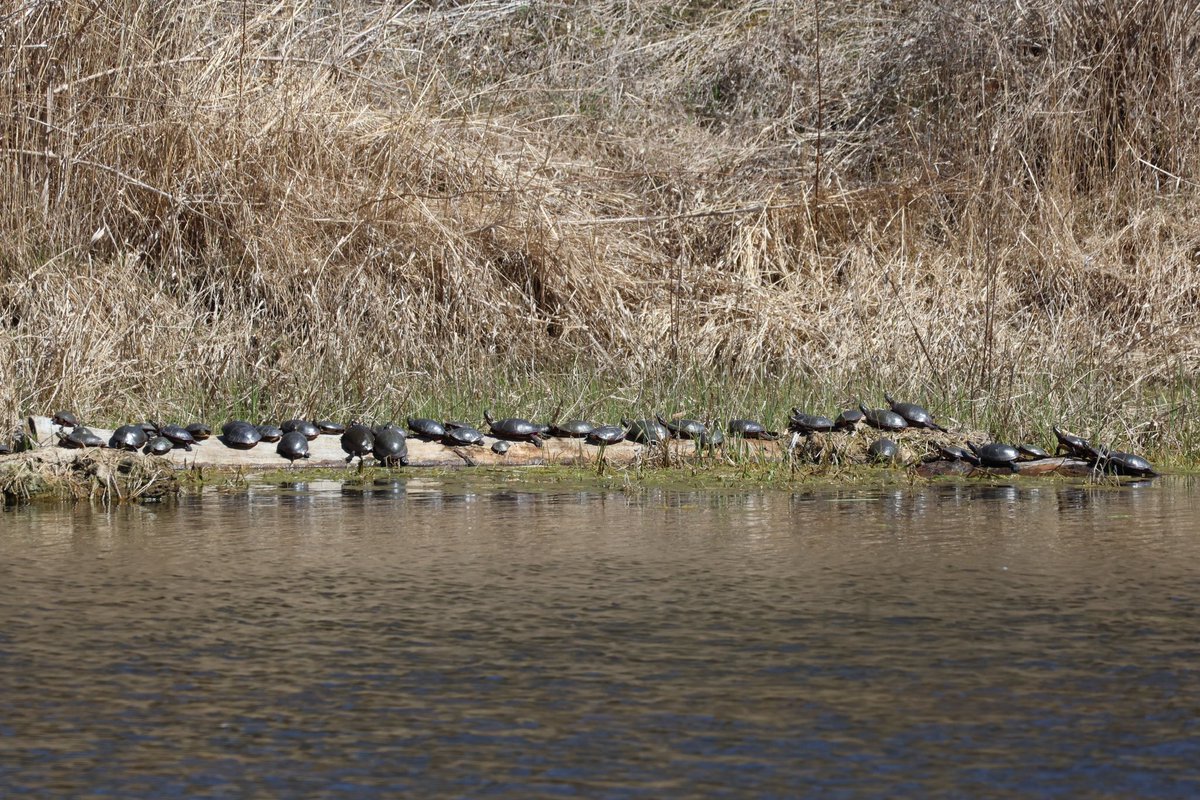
[{"xmin": 2, "ymin": 477, "xmax": 1200, "ymax": 797}]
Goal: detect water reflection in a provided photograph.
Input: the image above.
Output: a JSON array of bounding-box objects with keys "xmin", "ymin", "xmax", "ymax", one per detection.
[{"xmin": 0, "ymin": 479, "xmax": 1197, "ymax": 796}]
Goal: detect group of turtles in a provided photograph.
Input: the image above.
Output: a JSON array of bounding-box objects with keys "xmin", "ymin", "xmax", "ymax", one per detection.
[{"xmin": 3, "ymin": 397, "xmax": 1157, "ymax": 478}]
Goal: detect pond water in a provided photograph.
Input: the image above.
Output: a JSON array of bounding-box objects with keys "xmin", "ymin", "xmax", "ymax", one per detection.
[{"xmin": 2, "ymin": 476, "xmax": 1199, "ymax": 797}]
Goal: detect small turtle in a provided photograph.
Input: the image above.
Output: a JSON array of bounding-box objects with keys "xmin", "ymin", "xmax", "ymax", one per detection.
[
  {"xmin": 256, "ymin": 424, "xmax": 284, "ymax": 443},
  {"xmin": 57, "ymin": 427, "xmax": 105, "ymax": 448},
  {"xmin": 1017, "ymin": 443, "xmax": 1050, "ymax": 462},
  {"xmin": 282, "ymin": 419, "xmax": 321, "ymax": 441},
  {"xmin": 144, "ymin": 436, "xmax": 174, "ymax": 456},
  {"xmin": 728, "ymin": 419, "xmax": 777, "ymax": 440},
  {"xmin": 858, "ymin": 404, "xmax": 907, "ymax": 432},
  {"xmin": 314, "ymin": 420, "xmax": 345, "ymax": 435},
  {"xmin": 277, "ymin": 431, "xmax": 310, "ymax": 463},
  {"xmin": 787, "ymin": 409, "xmax": 836, "ymax": 434},
  {"xmin": 834, "ymin": 409, "xmax": 864, "ymax": 430},
  {"xmin": 491, "ymin": 440, "xmax": 511, "ymax": 455},
  {"xmin": 1052, "ymin": 427, "xmax": 1091, "ymax": 458},
  {"xmin": 968, "ymin": 442, "xmax": 1021, "ymax": 472},
  {"xmin": 158, "ymin": 424, "xmax": 198, "ymax": 452},
  {"xmin": 185, "ymin": 423, "xmax": 212, "ymax": 441},
  {"xmin": 341, "ymin": 423, "xmax": 375, "ymax": 465},
  {"xmin": 936, "ymin": 443, "xmax": 979, "ymax": 464},
  {"xmin": 657, "ymin": 414, "xmax": 707, "ymax": 440},
  {"xmin": 52, "ymin": 410, "xmax": 78, "ymax": 428},
  {"xmin": 109, "ymin": 424, "xmax": 149, "ymax": 452},
  {"xmin": 622, "ymin": 418, "xmax": 670, "ymax": 445},
  {"xmin": 586, "ymin": 425, "xmax": 626, "ymax": 446},
  {"xmin": 222, "ymin": 422, "xmax": 263, "ymax": 450},
  {"xmin": 139, "ymin": 421, "xmax": 160, "ymax": 437},
  {"xmin": 372, "ymin": 427, "xmax": 409, "ymax": 467},
  {"xmin": 549, "ymin": 420, "xmax": 595, "ymax": 438},
  {"xmin": 867, "ymin": 438, "xmax": 899, "ymax": 463},
  {"xmin": 483, "ymin": 411, "xmax": 544, "ymax": 448},
  {"xmin": 884, "ymin": 394, "xmax": 948, "ymax": 432},
  {"xmin": 443, "ymin": 424, "xmax": 485, "ymax": 447},
  {"xmin": 408, "ymin": 417, "xmax": 447, "ymax": 440}
]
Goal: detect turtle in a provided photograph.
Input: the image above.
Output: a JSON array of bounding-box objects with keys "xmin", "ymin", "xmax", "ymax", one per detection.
[
  {"xmin": 408, "ymin": 417, "xmax": 447, "ymax": 440},
  {"xmin": 158, "ymin": 424, "xmax": 198, "ymax": 451},
  {"xmin": 728, "ymin": 419, "xmax": 777, "ymax": 440},
  {"xmin": 256, "ymin": 424, "xmax": 284, "ymax": 443},
  {"xmin": 935, "ymin": 443, "xmax": 979, "ymax": 464},
  {"xmin": 858, "ymin": 404, "xmax": 907, "ymax": 432},
  {"xmin": 867, "ymin": 438, "xmax": 899, "ymax": 463},
  {"xmin": 1017, "ymin": 443, "xmax": 1050, "ymax": 462},
  {"xmin": 834, "ymin": 409, "xmax": 864, "ymax": 430},
  {"xmin": 144, "ymin": 436, "xmax": 174, "ymax": 456},
  {"xmin": 185, "ymin": 423, "xmax": 212, "ymax": 441},
  {"xmin": 221, "ymin": 420, "xmax": 251, "ymax": 437},
  {"xmin": 968, "ymin": 442, "xmax": 1021, "ymax": 472},
  {"xmin": 139, "ymin": 421, "xmax": 160, "ymax": 437},
  {"xmin": 549, "ymin": 420, "xmax": 595, "ymax": 438},
  {"xmin": 787, "ymin": 409, "xmax": 836, "ymax": 434},
  {"xmin": 57, "ymin": 427, "xmax": 105, "ymax": 449},
  {"xmin": 535, "ymin": 423, "xmax": 552, "ymax": 437},
  {"xmin": 491, "ymin": 440, "xmax": 511, "ymax": 455},
  {"xmin": 698, "ymin": 426, "xmax": 725, "ymax": 448},
  {"xmin": 314, "ymin": 420, "xmax": 345, "ymax": 435},
  {"xmin": 1052, "ymin": 427, "xmax": 1091, "ymax": 458},
  {"xmin": 108, "ymin": 424, "xmax": 148, "ymax": 452},
  {"xmin": 483, "ymin": 411, "xmax": 544, "ymax": 447},
  {"xmin": 222, "ymin": 422, "xmax": 263, "ymax": 450},
  {"xmin": 1101, "ymin": 450, "xmax": 1158, "ymax": 478},
  {"xmin": 443, "ymin": 424, "xmax": 485, "ymax": 447},
  {"xmin": 372, "ymin": 427, "xmax": 409, "ymax": 467},
  {"xmin": 52, "ymin": 410, "xmax": 78, "ymax": 428},
  {"xmin": 282, "ymin": 419, "xmax": 321, "ymax": 441},
  {"xmin": 277, "ymin": 431, "xmax": 310, "ymax": 463},
  {"xmin": 656, "ymin": 414, "xmax": 707, "ymax": 440},
  {"xmin": 340, "ymin": 423, "xmax": 375, "ymax": 465},
  {"xmin": 622, "ymin": 418, "xmax": 670, "ymax": 445},
  {"xmin": 0, "ymin": 442, "xmax": 11, "ymax": 456},
  {"xmin": 884, "ymin": 394, "xmax": 948, "ymax": 432},
  {"xmin": 586, "ymin": 425, "xmax": 626, "ymax": 446}
]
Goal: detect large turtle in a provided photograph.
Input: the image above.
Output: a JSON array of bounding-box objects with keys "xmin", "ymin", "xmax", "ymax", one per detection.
[
  {"xmin": 586, "ymin": 425, "xmax": 626, "ymax": 446},
  {"xmin": 222, "ymin": 422, "xmax": 263, "ymax": 450},
  {"xmin": 483, "ymin": 411, "xmax": 544, "ymax": 448},
  {"xmin": 1084, "ymin": 444, "xmax": 1158, "ymax": 478},
  {"xmin": 622, "ymin": 418, "xmax": 670, "ymax": 445},
  {"xmin": 656, "ymin": 414, "xmax": 706, "ymax": 440},
  {"xmin": 968, "ymin": 442, "xmax": 1021, "ymax": 472},
  {"xmin": 549, "ymin": 420, "xmax": 595, "ymax": 438},
  {"xmin": 787, "ymin": 409, "xmax": 836, "ymax": 434},
  {"xmin": 372, "ymin": 427, "xmax": 409, "ymax": 467},
  {"xmin": 277, "ymin": 431, "xmax": 310, "ymax": 463},
  {"xmin": 57, "ymin": 427, "xmax": 105, "ymax": 448},
  {"xmin": 859, "ymin": 404, "xmax": 907, "ymax": 432},
  {"xmin": 109, "ymin": 424, "xmax": 148, "ymax": 452},
  {"xmin": 728, "ymin": 419, "xmax": 777, "ymax": 440},
  {"xmin": 408, "ymin": 417, "xmax": 447, "ymax": 440},
  {"xmin": 340, "ymin": 423, "xmax": 375, "ymax": 465},
  {"xmin": 884, "ymin": 394, "xmax": 948, "ymax": 432}
]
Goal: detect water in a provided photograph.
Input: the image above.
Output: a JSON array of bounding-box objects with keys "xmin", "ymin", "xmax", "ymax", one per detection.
[{"xmin": 2, "ymin": 477, "xmax": 1199, "ymax": 797}]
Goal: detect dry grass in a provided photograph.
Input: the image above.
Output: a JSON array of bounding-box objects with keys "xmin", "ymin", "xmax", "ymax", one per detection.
[{"xmin": 2, "ymin": 0, "xmax": 1199, "ymax": 456}]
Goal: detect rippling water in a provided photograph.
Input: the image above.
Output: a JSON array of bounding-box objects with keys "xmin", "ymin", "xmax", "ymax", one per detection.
[{"xmin": 2, "ymin": 477, "xmax": 1200, "ymax": 797}]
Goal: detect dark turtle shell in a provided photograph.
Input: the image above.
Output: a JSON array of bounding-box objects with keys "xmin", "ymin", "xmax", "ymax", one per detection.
[
  {"xmin": 1103, "ymin": 450, "xmax": 1158, "ymax": 478},
  {"xmin": 787, "ymin": 409, "xmax": 835, "ymax": 434},
  {"xmin": 1052, "ymin": 426, "xmax": 1090, "ymax": 458},
  {"xmin": 282, "ymin": 419, "xmax": 321, "ymax": 440},
  {"xmin": 884, "ymin": 394, "xmax": 947, "ymax": 432},
  {"xmin": 483, "ymin": 411, "xmax": 543, "ymax": 447},
  {"xmin": 314, "ymin": 419, "xmax": 345, "ymax": 435},
  {"xmin": 586, "ymin": 425, "xmax": 626, "ymax": 446},
  {"xmin": 968, "ymin": 442, "xmax": 1020, "ymax": 471},
  {"xmin": 158, "ymin": 424, "xmax": 197, "ymax": 451},
  {"xmin": 222, "ymin": 423, "xmax": 263, "ymax": 450},
  {"xmin": 859, "ymin": 404, "xmax": 907, "ymax": 432},
  {"xmin": 58, "ymin": 427, "xmax": 106, "ymax": 448},
  {"xmin": 1017, "ymin": 443, "xmax": 1050, "ymax": 461},
  {"xmin": 109, "ymin": 424, "xmax": 148, "ymax": 452},
  {"xmin": 221, "ymin": 420, "xmax": 251, "ymax": 437},
  {"xmin": 491, "ymin": 440, "xmax": 511, "ymax": 455},
  {"xmin": 443, "ymin": 424, "xmax": 484, "ymax": 447},
  {"xmin": 52, "ymin": 410, "xmax": 78, "ymax": 427},
  {"xmin": 728, "ymin": 419, "xmax": 777, "ymax": 440},
  {"xmin": 622, "ymin": 418, "xmax": 669, "ymax": 445},
  {"xmin": 834, "ymin": 409, "xmax": 864, "ymax": 430},
  {"xmin": 936, "ymin": 443, "xmax": 978, "ymax": 464},
  {"xmin": 277, "ymin": 431, "xmax": 310, "ymax": 462},
  {"xmin": 185, "ymin": 423, "xmax": 212, "ymax": 441},
  {"xmin": 868, "ymin": 438, "xmax": 899, "ymax": 463},
  {"xmin": 372, "ymin": 427, "xmax": 408, "ymax": 467},
  {"xmin": 657, "ymin": 414, "xmax": 706, "ymax": 440},
  {"xmin": 408, "ymin": 418, "xmax": 447, "ymax": 439},
  {"xmin": 144, "ymin": 436, "xmax": 174, "ymax": 456},
  {"xmin": 256, "ymin": 424, "xmax": 283, "ymax": 443},
  {"xmin": 341, "ymin": 424, "xmax": 375, "ymax": 463},
  {"xmin": 549, "ymin": 419, "xmax": 595, "ymax": 438}
]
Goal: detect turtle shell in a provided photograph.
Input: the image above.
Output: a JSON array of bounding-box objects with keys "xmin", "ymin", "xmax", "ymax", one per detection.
[
  {"xmin": 277, "ymin": 431, "xmax": 310, "ymax": 462},
  {"xmin": 52, "ymin": 410, "xmax": 78, "ymax": 428},
  {"xmin": 314, "ymin": 420, "xmax": 345, "ymax": 435},
  {"xmin": 728, "ymin": 419, "xmax": 776, "ymax": 440},
  {"xmin": 408, "ymin": 417, "xmax": 447, "ymax": 439},
  {"xmin": 937, "ymin": 443, "xmax": 978, "ymax": 464},
  {"xmin": 884, "ymin": 394, "xmax": 946, "ymax": 431},
  {"xmin": 1104, "ymin": 450, "xmax": 1157, "ymax": 477},
  {"xmin": 340, "ymin": 424, "xmax": 375, "ymax": 463},
  {"xmin": 484, "ymin": 412, "xmax": 544, "ymax": 446},
  {"xmin": 1017, "ymin": 443, "xmax": 1050, "ymax": 461},
  {"xmin": 109, "ymin": 424, "xmax": 148, "ymax": 452},
  {"xmin": 549, "ymin": 419, "xmax": 595, "ymax": 438},
  {"xmin": 223, "ymin": 423, "xmax": 263, "ymax": 450},
  {"xmin": 491, "ymin": 440, "xmax": 511, "ymax": 455},
  {"xmin": 834, "ymin": 409, "xmax": 864, "ymax": 430},
  {"xmin": 658, "ymin": 414, "xmax": 706, "ymax": 440},
  {"xmin": 622, "ymin": 418, "xmax": 669, "ymax": 445},
  {"xmin": 185, "ymin": 423, "xmax": 212, "ymax": 441},
  {"xmin": 859, "ymin": 405, "xmax": 907, "ymax": 432},
  {"xmin": 372, "ymin": 427, "xmax": 408, "ymax": 466},
  {"xmin": 443, "ymin": 425, "xmax": 484, "ymax": 446},
  {"xmin": 787, "ymin": 410, "xmax": 835, "ymax": 434},
  {"xmin": 282, "ymin": 419, "xmax": 321, "ymax": 440},
  {"xmin": 144, "ymin": 436, "xmax": 174, "ymax": 456},
  {"xmin": 586, "ymin": 425, "xmax": 626, "ymax": 446},
  {"xmin": 868, "ymin": 438, "xmax": 899, "ymax": 463},
  {"xmin": 969, "ymin": 442, "xmax": 1020, "ymax": 470},
  {"xmin": 256, "ymin": 424, "xmax": 284, "ymax": 443},
  {"xmin": 58, "ymin": 427, "xmax": 105, "ymax": 448},
  {"xmin": 158, "ymin": 424, "xmax": 197, "ymax": 451}
]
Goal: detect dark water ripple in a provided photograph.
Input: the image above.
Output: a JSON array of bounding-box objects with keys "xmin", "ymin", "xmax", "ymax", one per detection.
[{"xmin": 2, "ymin": 479, "xmax": 1200, "ymax": 797}]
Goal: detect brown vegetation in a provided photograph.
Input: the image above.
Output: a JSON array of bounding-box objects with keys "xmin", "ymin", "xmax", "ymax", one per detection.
[{"xmin": 1, "ymin": 0, "xmax": 1198, "ymax": 454}]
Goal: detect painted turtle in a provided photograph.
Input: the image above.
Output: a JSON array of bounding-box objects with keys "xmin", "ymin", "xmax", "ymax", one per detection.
[
  {"xmin": 491, "ymin": 440, "xmax": 511, "ymax": 455},
  {"xmin": 968, "ymin": 442, "xmax": 1021, "ymax": 472},
  {"xmin": 314, "ymin": 420, "xmax": 345, "ymax": 435},
  {"xmin": 443, "ymin": 424, "xmax": 485, "ymax": 447},
  {"xmin": 372, "ymin": 427, "xmax": 408, "ymax": 467},
  {"xmin": 222, "ymin": 423, "xmax": 263, "ymax": 450},
  {"xmin": 699, "ymin": 426, "xmax": 725, "ymax": 448},
  {"xmin": 341, "ymin": 423, "xmax": 375, "ymax": 465},
  {"xmin": 884, "ymin": 394, "xmax": 948, "ymax": 432},
  {"xmin": 728, "ymin": 419, "xmax": 777, "ymax": 440},
  {"xmin": 52, "ymin": 410, "xmax": 78, "ymax": 428},
  {"xmin": 656, "ymin": 414, "xmax": 707, "ymax": 440},
  {"xmin": 185, "ymin": 423, "xmax": 212, "ymax": 441},
  {"xmin": 549, "ymin": 420, "xmax": 595, "ymax": 438},
  {"xmin": 622, "ymin": 418, "xmax": 669, "ymax": 445},
  {"xmin": 859, "ymin": 404, "xmax": 907, "ymax": 432},
  {"xmin": 483, "ymin": 411, "xmax": 544, "ymax": 448},
  {"xmin": 787, "ymin": 409, "xmax": 836, "ymax": 434},
  {"xmin": 139, "ymin": 421, "xmax": 160, "ymax": 437},
  {"xmin": 282, "ymin": 419, "xmax": 321, "ymax": 441},
  {"xmin": 408, "ymin": 417, "xmax": 447, "ymax": 440},
  {"xmin": 834, "ymin": 409, "xmax": 864, "ymax": 430},
  {"xmin": 936, "ymin": 443, "xmax": 979, "ymax": 464},
  {"xmin": 144, "ymin": 436, "xmax": 174, "ymax": 456},
  {"xmin": 277, "ymin": 431, "xmax": 310, "ymax": 463},
  {"xmin": 109, "ymin": 424, "xmax": 148, "ymax": 452},
  {"xmin": 586, "ymin": 425, "xmax": 626, "ymax": 446},
  {"xmin": 158, "ymin": 424, "xmax": 198, "ymax": 451},
  {"xmin": 868, "ymin": 438, "xmax": 899, "ymax": 463},
  {"xmin": 1052, "ymin": 427, "xmax": 1090, "ymax": 458},
  {"xmin": 1084, "ymin": 444, "xmax": 1158, "ymax": 478},
  {"xmin": 57, "ymin": 427, "xmax": 105, "ymax": 448},
  {"xmin": 256, "ymin": 424, "xmax": 283, "ymax": 443},
  {"xmin": 1017, "ymin": 443, "xmax": 1050, "ymax": 462}
]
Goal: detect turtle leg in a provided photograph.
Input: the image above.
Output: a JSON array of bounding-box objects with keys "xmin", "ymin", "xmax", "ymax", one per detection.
[{"xmin": 530, "ymin": 435, "xmax": 543, "ymax": 449}]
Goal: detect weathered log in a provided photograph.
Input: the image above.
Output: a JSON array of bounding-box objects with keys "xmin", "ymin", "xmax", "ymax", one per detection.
[{"xmin": 915, "ymin": 456, "xmax": 1097, "ymax": 479}]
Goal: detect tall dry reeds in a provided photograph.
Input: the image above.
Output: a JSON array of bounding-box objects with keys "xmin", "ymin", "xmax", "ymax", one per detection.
[{"xmin": 1, "ymin": 0, "xmax": 1198, "ymax": 451}]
